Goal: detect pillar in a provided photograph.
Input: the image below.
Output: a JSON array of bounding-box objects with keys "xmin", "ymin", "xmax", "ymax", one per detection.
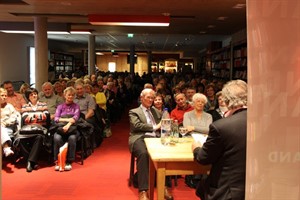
[
  {"xmin": 246, "ymin": 0, "xmax": 300, "ymax": 199},
  {"xmin": 88, "ymin": 35, "xmax": 95, "ymax": 75},
  {"xmin": 147, "ymin": 51, "xmax": 152, "ymax": 74},
  {"xmin": 34, "ymin": 17, "xmax": 48, "ymax": 91},
  {"xmin": 129, "ymin": 44, "xmax": 135, "ymax": 74}
]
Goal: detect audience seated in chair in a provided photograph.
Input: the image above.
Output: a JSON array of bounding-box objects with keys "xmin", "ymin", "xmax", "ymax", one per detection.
[
  {"xmin": 39, "ymin": 82, "xmax": 64, "ymax": 121},
  {"xmin": 1, "ymin": 80, "xmax": 27, "ymax": 113},
  {"xmin": 0, "ymin": 88, "xmax": 20, "ymax": 157},
  {"xmin": 74, "ymin": 81, "xmax": 102, "ymax": 149},
  {"xmin": 52, "ymin": 86, "xmax": 81, "ymax": 172},
  {"xmin": 13, "ymin": 88, "xmax": 50, "ymax": 173},
  {"xmin": 170, "ymin": 93, "xmax": 194, "ymax": 126}
]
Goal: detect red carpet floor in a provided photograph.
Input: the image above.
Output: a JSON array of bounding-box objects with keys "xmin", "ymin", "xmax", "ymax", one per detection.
[{"xmin": 2, "ymin": 110, "xmax": 199, "ymax": 200}]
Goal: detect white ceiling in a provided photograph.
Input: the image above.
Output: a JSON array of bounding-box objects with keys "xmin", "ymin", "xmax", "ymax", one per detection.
[{"xmin": 0, "ymin": 0, "xmax": 246, "ymax": 55}]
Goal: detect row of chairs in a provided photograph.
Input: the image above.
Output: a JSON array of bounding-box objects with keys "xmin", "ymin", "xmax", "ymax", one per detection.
[{"xmin": 10, "ymin": 114, "xmax": 88, "ymax": 167}]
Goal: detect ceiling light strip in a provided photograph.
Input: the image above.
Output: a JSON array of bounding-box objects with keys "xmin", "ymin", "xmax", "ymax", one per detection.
[{"xmin": 88, "ymin": 15, "xmax": 170, "ymax": 27}]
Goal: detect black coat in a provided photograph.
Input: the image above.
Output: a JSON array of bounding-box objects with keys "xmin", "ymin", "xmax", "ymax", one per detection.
[{"xmin": 193, "ymin": 109, "xmax": 247, "ymax": 200}]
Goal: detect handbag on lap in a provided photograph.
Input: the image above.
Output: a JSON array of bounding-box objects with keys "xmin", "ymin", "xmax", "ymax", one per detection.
[{"xmin": 19, "ymin": 124, "xmax": 47, "ymax": 135}]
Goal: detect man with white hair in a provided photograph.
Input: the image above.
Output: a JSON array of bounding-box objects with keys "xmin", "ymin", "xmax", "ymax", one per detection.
[
  {"xmin": 129, "ymin": 88, "xmax": 173, "ymax": 200},
  {"xmin": 192, "ymin": 80, "xmax": 247, "ymax": 200},
  {"xmin": 39, "ymin": 82, "xmax": 64, "ymax": 120}
]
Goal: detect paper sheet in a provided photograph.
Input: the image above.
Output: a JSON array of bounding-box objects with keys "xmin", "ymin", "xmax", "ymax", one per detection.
[{"xmin": 192, "ymin": 134, "xmax": 208, "ymax": 145}]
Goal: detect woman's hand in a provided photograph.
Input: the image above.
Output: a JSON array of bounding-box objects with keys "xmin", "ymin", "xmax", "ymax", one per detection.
[
  {"xmin": 186, "ymin": 125, "xmax": 194, "ymax": 132},
  {"xmin": 68, "ymin": 117, "xmax": 75, "ymax": 124},
  {"xmin": 62, "ymin": 122, "xmax": 71, "ymax": 133}
]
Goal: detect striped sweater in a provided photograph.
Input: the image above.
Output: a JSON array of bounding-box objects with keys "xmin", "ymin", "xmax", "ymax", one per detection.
[{"xmin": 21, "ymin": 101, "xmax": 49, "ymax": 125}]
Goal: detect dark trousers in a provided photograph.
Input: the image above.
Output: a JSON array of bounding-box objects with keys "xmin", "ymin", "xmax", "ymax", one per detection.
[
  {"xmin": 132, "ymin": 137, "xmax": 171, "ymax": 192},
  {"xmin": 53, "ymin": 131, "xmax": 79, "ymax": 163},
  {"xmin": 132, "ymin": 137, "xmax": 149, "ymax": 192},
  {"xmin": 19, "ymin": 135, "xmax": 43, "ymax": 163},
  {"xmin": 86, "ymin": 116, "xmax": 103, "ymax": 148}
]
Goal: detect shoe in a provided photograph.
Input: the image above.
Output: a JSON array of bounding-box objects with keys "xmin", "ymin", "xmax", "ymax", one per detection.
[
  {"xmin": 3, "ymin": 147, "xmax": 14, "ymax": 157},
  {"xmin": 164, "ymin": 187, "xmax": 173, "ymax": 200},
  {"xmin": 26, "ymin": 161, "xmax": 33, "ymax": 173},
  {"xmin": 139, "ymin": 191, "xmax": 149, "ymax": 200},
  {"xmin": 64, "ymin": 163, "xmax": 72, "ymax": 171},
  {"xmin": 32, "ymin": 163, "xmax": 39, "ymax": 170},
  {"xmin": 54, "ymin": 162, "xmax": 60, "ymax": 171}
]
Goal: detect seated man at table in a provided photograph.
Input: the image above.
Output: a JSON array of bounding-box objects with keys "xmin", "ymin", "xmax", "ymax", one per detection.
[
  {"xmin": 170, "ymin": 93, "xmax": 194, "ymax": 125},
  {"xmin": 129, "ymin": 88, "xmax": 173, "ymax": 200}
]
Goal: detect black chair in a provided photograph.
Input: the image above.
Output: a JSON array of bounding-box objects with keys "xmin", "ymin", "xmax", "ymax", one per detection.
[
  {"xmin": 128, "ymin": 153, "xmax": 135, "ymax": 187},
  {"xmin": 76, "ymin": 132, "xmax": 85, "ymax": 165}
]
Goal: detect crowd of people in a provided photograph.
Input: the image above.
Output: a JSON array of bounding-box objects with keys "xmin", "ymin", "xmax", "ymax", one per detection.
[
  {"xmin": 1, "ymin": 70, "xmax": 247, "ymax": 200},
  {"xmin": 127, "ymin": 71, "xmax": 247, "ymax": 200}
]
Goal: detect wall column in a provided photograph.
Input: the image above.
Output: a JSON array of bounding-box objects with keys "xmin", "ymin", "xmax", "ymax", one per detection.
[
  {"xmin": 129, "ymin": 44, "xmax": 135, "ymax": 74},
  {"xmin": 147, "ymin": 51, "xmax": 152, "ymax": 74},
  {"xmin": 246, "ymin": 0, "xmax": 300, "ymax": 199},
  {"xmin": 88, "ymin": 35, "xmax": 95, "ymax": 75},
  {"xmin": 34, "ymin": 16, "xmax": 48, "ymax": 91}
]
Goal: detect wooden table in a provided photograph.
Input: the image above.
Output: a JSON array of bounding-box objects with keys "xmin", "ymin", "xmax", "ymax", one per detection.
[{"xmin": 145, "ymin": 138, "xmax": 211, "ymax": 200}]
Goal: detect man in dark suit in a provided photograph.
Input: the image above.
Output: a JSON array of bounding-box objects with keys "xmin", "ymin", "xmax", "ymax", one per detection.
[
  {"xmin": 129, "ymin": 88, "xmax": 173, "ymax": 200},
  {"xmin": 192, "ymin": 80, "xmax": 247, "ymax": 200}
]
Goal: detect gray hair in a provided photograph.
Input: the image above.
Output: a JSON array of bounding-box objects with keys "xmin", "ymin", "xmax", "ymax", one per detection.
[
  {"xmin": 222, "ymin": 80, "xmax": 247, "ymax": 109},
  {"xmin": 74, "ymin": 81, "xmax": 84, "ymax": 88},
  {"xmin": 192, "ymin": 93, "xmax": 208, "ymax": 104},
  {"xmin": 42, "ymin": 82, "xmax": 53, "ymax": 89},
  {"xmin": 140, "ymin": 88, "xmax": 155, "ymax": 97}
]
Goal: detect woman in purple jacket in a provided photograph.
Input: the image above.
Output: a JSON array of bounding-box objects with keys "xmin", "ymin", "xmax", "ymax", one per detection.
[{"xmin": 53, "ymin": 86, "xmax": 80, "ymax": 171}]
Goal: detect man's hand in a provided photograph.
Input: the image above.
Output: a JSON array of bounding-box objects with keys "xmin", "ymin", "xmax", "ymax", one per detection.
[
  {"xmin": 154, "ymin": 121, "xmax": 161, "ymax": 131},
  {"xmin": 192, "ymin": 140, "xmax": 202, "ymax": 151}
]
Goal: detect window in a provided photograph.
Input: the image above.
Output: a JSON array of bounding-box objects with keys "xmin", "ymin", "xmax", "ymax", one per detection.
[
  {"xmin": 29, "ymin": 47, "xmax": 35, "ymax": 88},
  {"xmin": 108, "ymin": 62, "xmax": 116, "ymax": 72}
]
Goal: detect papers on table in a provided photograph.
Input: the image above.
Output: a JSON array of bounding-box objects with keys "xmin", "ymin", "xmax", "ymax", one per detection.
[{"xmin": 192, "ymin": 133, "xmax": 208, "ymax": 146}]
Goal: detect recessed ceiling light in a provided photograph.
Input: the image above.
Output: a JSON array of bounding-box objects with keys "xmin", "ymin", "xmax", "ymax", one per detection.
[
  {"xmin": 207, "ymin": 25, "xmax": 215, "ymax": 28},
  {"xmin": 233, "ymin": 4, "xmax": 246, "ymax": 9},
  {"xmin": 61, "ymin": 1, "xmax": 72, "ymax": 6},
  {"xmin": 217, "ymin": 16, "xmax": 228, "ymax": 21}
]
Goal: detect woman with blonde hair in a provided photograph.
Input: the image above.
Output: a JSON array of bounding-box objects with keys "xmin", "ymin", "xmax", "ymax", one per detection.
[{"xmin": 53, "ymin": 87, "xmax": 80, "ymax": 171}]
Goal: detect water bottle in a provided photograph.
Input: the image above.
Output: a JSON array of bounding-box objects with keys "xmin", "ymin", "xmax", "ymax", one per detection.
[
  {"xmin": 161, "ymin": 108, "xmax": 171, "ymax": 145},
  {"xmin": 171, "ymin": 120, "xmax": 179, "ymax": 143}
]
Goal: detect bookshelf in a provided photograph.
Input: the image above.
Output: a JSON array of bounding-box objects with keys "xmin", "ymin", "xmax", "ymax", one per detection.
[
  {"xmin": 50, "ymin": 52, "xmax": 74, "ymax": 78},
  {"xmin": 203, "ymin": 40, "xmax": 247, "ymax": 81},
  {"xmin": 232, "ymin": 41, "xmax": 247, "ymax": 80},
  {"xmin": 209, "ymin": 46, "xmax": 231, "ymax": 80}
]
